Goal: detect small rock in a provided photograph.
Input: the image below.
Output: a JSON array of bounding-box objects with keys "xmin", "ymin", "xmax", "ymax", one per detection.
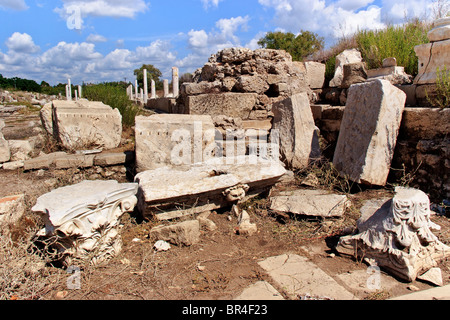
[
  {"xmin": 407, "ymin": 285, "xmax": 420, "ymax": 291},
  {"xmin": 197, "ymin": 265, "xmax": 206, "ymax": 272},
  {"xmin": 418, "ymin": 268, "xmax": 443, "ymax": 287},
  {"xmin": 237, "ymin": 209, "xmax": 258, "ymax": 236},
  {"xmin": 154, "ymin": 240, "xmax": 171, "ymax": 252},
  {"xmin": 54, "ymin": 291, "xmax": 68, "ymax": 300}
]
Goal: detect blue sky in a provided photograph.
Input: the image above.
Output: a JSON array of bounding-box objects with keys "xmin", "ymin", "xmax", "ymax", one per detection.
[{"xmin": 0, "ymin": 0, "xmax": 442, "ymax": 85}]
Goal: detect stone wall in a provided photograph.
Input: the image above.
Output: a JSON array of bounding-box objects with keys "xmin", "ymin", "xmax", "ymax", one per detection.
[{"xmin": 176, "ymin": 48, "xmax": 314, "ymax": 120}]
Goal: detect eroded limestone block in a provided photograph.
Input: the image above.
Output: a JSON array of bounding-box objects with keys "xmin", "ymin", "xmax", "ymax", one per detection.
[
  {"xmin": 270, "ymin": 189, "xmax": 351, "ymax": 217},
  {"xmin": 414, "ymin": 39, "xmax": 450, "ymax": 84},
  {"xmin": 135, "ymin": 114, "xmax": 216, "ymax": 173},
  {"xmin": 32, "ymin": 180, "xmax": 138, "ymax": 266},
  {"xmin": 185, "ymin": 93, "xmax": 258, "ymax": 120},
  {"xmin": 0, "ymin": 194, "xmax": 25, "ymax": 226},
  {"xmin": 329, "ymin": 49, "xmax": 362, "ymax": 88},
  {"xmin": 337, "ymin": 187, "xmax": 450, "ymax": 282},
  {"xmin": 52, "ymin": 100, "xmax": 122, "ymax": 150},
  {"xmin": 135, "ymin": 155, "xmax": 286, "ymax": 220},
  {"xmin": 150, "ymin": 220, "xmax": 200, "ymax": 246},
  {"xmin": 333, "ymin": 79, "xmax": 406, "ymax": 186},
  {"xmin": 272, "ymin": 92, "xmax": 321, "ymax": 170},
  {"xmin": 427, "ymin": 17, "xmax": 450, "ymax": 42}
]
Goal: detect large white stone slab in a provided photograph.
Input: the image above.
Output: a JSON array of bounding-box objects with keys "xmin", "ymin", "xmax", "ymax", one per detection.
[
  {"xmin": 135, "ymin": 155, "xmax": 286, "ymax": 220},
  {"xmin": 333, "ymin": 79, "xmax": 406, "ymax": 186},
  {"xmin": 52, "ymin": 100, "xmax": 122, "ymax": 150},
  {"xmin": 258, "ymin": 254, "xmax": 356, "ymax": 300},
  {"xmin": 270, "ymin": 189, "xmax": 351, "ymax": 217}
]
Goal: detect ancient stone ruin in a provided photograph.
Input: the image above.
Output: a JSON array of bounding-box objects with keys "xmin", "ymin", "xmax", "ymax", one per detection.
[{"xmin": 0, "ymin": 19, "xmax": 449, "ymax": 299}]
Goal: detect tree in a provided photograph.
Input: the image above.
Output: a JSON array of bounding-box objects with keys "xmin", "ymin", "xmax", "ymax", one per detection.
[
  {"xmin": 258, "ymin": 31, "xmax": 324, "ymax": 61},
  {"xmin": 134, "ymin": 64, "xmax": 163, "ymax": 90}
]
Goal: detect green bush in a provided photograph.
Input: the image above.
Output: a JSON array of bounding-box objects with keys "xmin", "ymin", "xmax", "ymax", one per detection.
[
  {"xmin": 320, "ymin": 19, "xmax": 431, "ymax": 84},
  {"xmin": 82, "ymin": 83, "xmax": 140, "ymax": 127},
  {"xmin": 355, "ymin": 19, "xmax": 431, "ymax": 76}
]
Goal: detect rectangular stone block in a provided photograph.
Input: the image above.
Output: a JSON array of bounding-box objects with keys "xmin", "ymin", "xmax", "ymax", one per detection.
[
  {"xmin": 52, "ymin": 100, "xmax": 122, "ymax": 150},
  {"xmin": 185, "ymin": 93, "xmax": 258, "ymax": 120},
  {"xmin": 135, "ymin": 114, "xmax": 216, "ymax": 173},
  {"xmin": 54, "ymin": 154, "xmax": 95, "ymax": 169},
  {"xmin": 272, "ymin": 92, "xmax": 321, "ymax": 170},
  {"xmin": 333, "ymin": 79, "xmax": 406, "ymax": 186},
  {"xmin": 93, "ymin": 152, "xmax": 129, "ymax": 166}
]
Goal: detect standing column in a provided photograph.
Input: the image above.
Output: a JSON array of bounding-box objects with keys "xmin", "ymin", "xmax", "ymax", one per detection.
[
  {"xmin": 68, "ymin": 79, "xmax": 72, "ymax": 100},
  {"xmin": 151, "ymin": 80, "xmax": 156, "ymax": 99},
  {"xmin": 135, "ymin": 80, "xmax": 139, "ymax": 101},
  {"xmin": 65, "ymin": 85, "xmax": 70, "ymax": 101},
  {"xmin": 140, "ymin": 88, "xmax": 144, "ymax": 104},
  {"xmin": 78, "ymin": 85, "xmax": 82, "ymax": 99},
  {"xmin": 163, "ymin": 79, "xmax": 169, "ymax": 98},
  {"xmin": 74, "ymin": 90, "xmax": 78, "ymax": 101},
  {"xmin": 172, "ymin": 67, "xmax": 179, "ymax": 97},
  {"xmin": 143, "ymin": 69, "xmax": 148, "ymax": 104}
]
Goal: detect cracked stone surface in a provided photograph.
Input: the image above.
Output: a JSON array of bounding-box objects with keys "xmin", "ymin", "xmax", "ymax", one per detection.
[{"xmin": 257, "ymin": 254, "xmax": 357, "ymax": 300}]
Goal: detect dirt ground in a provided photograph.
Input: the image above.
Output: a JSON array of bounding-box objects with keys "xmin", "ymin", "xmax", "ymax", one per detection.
[{"xmin": 1, "ymin": 108, "xmax": 449, "ymax": 301}]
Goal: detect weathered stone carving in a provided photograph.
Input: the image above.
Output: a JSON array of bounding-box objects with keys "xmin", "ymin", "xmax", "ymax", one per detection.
[
  {"xmin": 32, "ymin": 180, "xmax": 138, "ymax": 267},
  {"xmin": 135, "ymin": 155, "xmax": 286, "ymax": 220},
  {"xmin": 337, "ymin": 187, "xmax": 450, "ymax": 282},
  {"xmin": 42, "ymin": 100, "xmax": 122, "ymax": 151}
]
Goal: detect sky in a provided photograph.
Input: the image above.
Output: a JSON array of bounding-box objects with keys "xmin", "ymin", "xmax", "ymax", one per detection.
[{"xmin": 0, "ymin": 0, "xmax": 443, "ymax": 86}]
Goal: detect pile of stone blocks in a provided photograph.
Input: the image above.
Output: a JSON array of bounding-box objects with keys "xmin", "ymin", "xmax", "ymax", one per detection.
[{"xmin": 40, "ymin": 100, "xmax": 122, "ymax": 151}]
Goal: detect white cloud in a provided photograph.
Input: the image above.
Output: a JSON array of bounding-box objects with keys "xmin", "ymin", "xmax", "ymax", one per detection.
[
  {"xmin": 86, "ymin": 34, "xmax": 108, "ymax": 43},
  {"xmin": 201, "ymin": 0, "xmax": 223, "ymax": 9},
  {"xmin": 335, "ymin": 0, "xmax": 375, "ymax": 11},
  {"xmin": 177, "ymin": 16, "xmax": 250, "ymax": 71},
  {"xmin": 380, "ymin": 0, "xmax": 435, "ymax": 23},
  {"xmin": 0, "ymin": 0, "xmax": 28, "ymax": 10},
  {"xmin": 55, "ymin": 0, "xmax": 149, "ymax": 20},
  {"xmin": 5, "ymin": 32, "xmax": 40, "ymax": 53},
  {"xmin": 0, "ymin": 29, "xmax": 180, "ymax": 84},
  {"xmin": 258, "ymin": 0, "xmax": 390, "ymax": 42}
]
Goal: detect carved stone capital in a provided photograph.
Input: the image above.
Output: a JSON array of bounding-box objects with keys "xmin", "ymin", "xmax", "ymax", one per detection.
[{"xmin": 337, "ymin": 187, "xmax": 450, "ymax": 282}]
